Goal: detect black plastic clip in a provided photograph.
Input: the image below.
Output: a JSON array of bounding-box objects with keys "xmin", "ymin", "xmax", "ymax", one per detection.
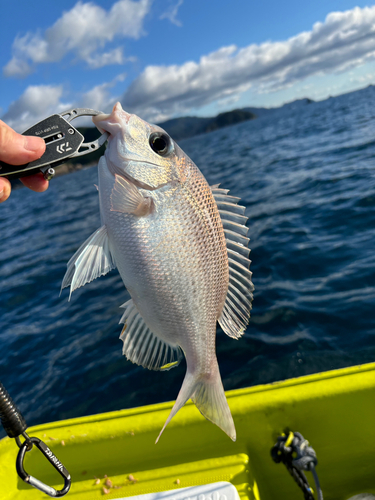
[
  {"xmin": 16, "ymin": 433, "xmax": 71, "ymax": 497},
  {"xmin": 0, "ymin": 107, "xmax": 108, "ymax": 179},
  {"xmin": 0, "ymin": 381, "xmax": 71, "ymax": 497}
]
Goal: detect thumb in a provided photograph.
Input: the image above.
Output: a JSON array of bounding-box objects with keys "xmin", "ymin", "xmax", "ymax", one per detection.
[{"xmin": 0, "ymin": 120, "xmax": 46, "ymax": 165}]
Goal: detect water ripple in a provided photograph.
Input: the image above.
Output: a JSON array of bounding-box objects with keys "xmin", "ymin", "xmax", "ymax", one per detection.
[{"xmin": 1, "ymin": 86, "xmax": 375, "ymax": 430}]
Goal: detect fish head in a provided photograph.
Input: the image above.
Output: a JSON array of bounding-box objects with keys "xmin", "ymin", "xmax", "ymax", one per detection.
[{"xmin": 93, "ymin": 102, "xmax": 189, "ymax": 189}]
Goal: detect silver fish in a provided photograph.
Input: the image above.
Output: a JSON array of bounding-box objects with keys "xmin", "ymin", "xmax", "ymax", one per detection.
[{"xmin": 62, "ymin": 102, "xmax": 253, "ymax": 442}]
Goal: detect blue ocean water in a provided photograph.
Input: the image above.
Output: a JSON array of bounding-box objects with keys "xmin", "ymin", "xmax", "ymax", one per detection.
[{"xmin": 1, "ymin": 86, "xmax": 375, "ymax": 432}]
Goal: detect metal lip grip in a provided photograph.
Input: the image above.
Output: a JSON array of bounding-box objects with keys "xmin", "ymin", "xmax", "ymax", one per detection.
[{"xmin": 0, "ymin": 108, "xmax": 108, "ymax": 179}]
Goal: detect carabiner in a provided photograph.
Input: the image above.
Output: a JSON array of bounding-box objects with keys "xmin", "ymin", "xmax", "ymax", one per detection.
[{"xmin": 16, "ymin": 435, "xmax": 71, "ymax": 497}]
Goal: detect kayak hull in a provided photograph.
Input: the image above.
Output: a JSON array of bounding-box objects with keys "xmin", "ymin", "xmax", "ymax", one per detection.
[{"xmin": 1, "ymin": 362, "xmax": 374, "ymax": 500}]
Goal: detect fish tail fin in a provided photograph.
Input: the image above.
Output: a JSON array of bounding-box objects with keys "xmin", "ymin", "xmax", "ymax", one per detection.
[
  {"xmin": 192, "ymin": 360, "xmax": 236, "ymax": 442},
  {"xmin": 155, "ymin": 360, "xmax": 236, "ymax": 443},
  {"xmin": 155, "ymin": 371, "xmax": 196, "ymax": 444}
]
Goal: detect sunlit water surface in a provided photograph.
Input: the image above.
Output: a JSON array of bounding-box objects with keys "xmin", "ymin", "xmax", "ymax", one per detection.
[{"xmin": 1, "ymin": 86, "xmax": 375, "ymax": 431}]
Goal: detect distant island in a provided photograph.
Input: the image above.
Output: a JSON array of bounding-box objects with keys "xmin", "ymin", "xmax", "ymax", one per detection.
[
  {"xmin": 158, "ymin": 98, "xmax": 313, "ymax": 140},
  {"xmin": 65, "ymin": 96, "xmax": 314, "ymax": 171},
  {"xmin": 66, "ymin": 107, "xmax": 258, "ymax": 169},
  {"xmin": 158, "ymin": 108, "xmax": 256, "ymax": 141},
  {"xmin": 10, "ymin": 84, "xmax": 375, "ymax": 186},
  {"xmin": 12, "ymin": 95, "xmax": 316, "ymax": 185}
]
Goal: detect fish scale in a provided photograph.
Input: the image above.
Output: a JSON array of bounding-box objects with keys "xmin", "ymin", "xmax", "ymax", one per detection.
[{"xmin": 62, "ymin": 102, "xmax": 253, "ymax": 442}]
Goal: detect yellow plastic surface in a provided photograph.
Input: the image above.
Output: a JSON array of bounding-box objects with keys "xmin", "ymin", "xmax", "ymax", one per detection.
[{"xmin": 1, "ymin": 362, "xmax": 375, "ymax": 500}]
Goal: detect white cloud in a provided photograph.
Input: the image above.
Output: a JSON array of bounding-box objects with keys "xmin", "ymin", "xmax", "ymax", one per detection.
[
  {"xmin": 3, "ymin": 0, "xmax": 151, "ymax": 77},
  {"xmin": 1, "ymin": 85, "xmax": 70, "ymax": 132},
  {"xmin": 85, "ymin": 48, "xmax": 137, "ymax": 69},
  {"xmin": 3, "ymin": 58, "xmax": 33, "ymax": 79},
  {"xmin": 122, "ymin": 5, "xmax": 375, "ymax": 121},
  {"xmin": 79, "ymin": 73, "xmax": 126, "ymax": 110},
  {"xmin": 160, "ymin": 0, "xmax": 183, "ymax": 27},
  {"xmin": 1, "ymin": 72, "xmax": 128, "ymax": 132},
  {"xmin": 4, "ymin": 5, "xmax": 375, "ymax": 131}
]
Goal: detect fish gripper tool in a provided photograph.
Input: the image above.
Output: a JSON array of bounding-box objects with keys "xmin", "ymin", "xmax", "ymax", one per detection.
[
  {"xmin": 0, "ymin": 108, "xmax": 108, "ymax": 180},
  {"xmin": 0, "ymin": 381, "xmax": 71, "ymax": 497}
]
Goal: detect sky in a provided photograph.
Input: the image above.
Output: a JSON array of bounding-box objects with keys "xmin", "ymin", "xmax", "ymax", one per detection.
[{"xmin": 1, "ymin": 0, "xmax": 375, "ymax": 131}]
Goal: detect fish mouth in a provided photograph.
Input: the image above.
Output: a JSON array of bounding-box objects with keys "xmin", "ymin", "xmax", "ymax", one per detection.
[
  {"xmin": 92, "ymin": 103, "xmax": 131, "ymax": 134},
  {"xmin": 107, "ymin": 158, "xmax": 171, "ymax": 191}
]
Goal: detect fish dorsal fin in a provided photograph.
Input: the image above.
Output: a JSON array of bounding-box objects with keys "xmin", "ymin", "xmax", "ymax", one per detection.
[
  {"xmin": 119, "ymin": 300, "xmax": 183, "ymax": 371},
  {"xmin": 211, "ymin": 185, "xmax": 254, "ymax": 339},
  {"xmin": 61, "ymin": 225, "xmax": 115, "ymax": 299}
]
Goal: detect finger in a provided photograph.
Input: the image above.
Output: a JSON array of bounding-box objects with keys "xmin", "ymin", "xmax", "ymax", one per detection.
[
  {"xmin": 20, "ymin": 173, "xmax": 49, "ymax": 192},
  {"xmin": 0, "ymin": 177, "xmax": 11, "ymax": 203},
  {"xmin": 0, "ymin": 120, "xmax": 46, "ymax": 165}
]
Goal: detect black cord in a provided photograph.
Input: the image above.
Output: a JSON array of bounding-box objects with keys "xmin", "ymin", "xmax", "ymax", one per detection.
[
  {"xmin": 271, "ymin": 431, "xmax": 323, "ymax": 500},
  {"xmin": 0, "ymin": 381, "xmax": 28, "ymax": 438},
  {"xmin": 0, "ymin": 380, "xmax": 71, "ymax": 497}
]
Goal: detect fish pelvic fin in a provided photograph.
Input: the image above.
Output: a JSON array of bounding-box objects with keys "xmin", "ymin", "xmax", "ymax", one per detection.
[
  {"xmin": 61, "ymin": 225, "xmax": 115, "ymax": 300},
  {"xmin": 156, "ymin": 360, "xmax": 236, "ymax": 444}
]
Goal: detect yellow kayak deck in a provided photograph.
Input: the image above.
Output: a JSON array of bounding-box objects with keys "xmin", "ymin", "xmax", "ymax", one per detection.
[{"xmin": 1, "ymin": 362, "xmax": 374, "ymax": 500}]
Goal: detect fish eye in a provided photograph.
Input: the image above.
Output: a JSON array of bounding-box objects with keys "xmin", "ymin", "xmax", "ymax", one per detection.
[{"xmin": 149, "ymin": 132, "xmax": 173, "ymax": 157}]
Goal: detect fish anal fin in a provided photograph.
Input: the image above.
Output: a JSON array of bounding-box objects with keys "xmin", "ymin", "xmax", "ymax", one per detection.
[
  {"xmin": 111, "ymin": 174, "xmax": 153, "ymax": 216},
  {"xmin": 61, "ymin": 225, "xmax": 115, "ymax": 299},
  {"xmin": 119, "ymin": 300, "xmax": 182, "ymax": 371},
  {"xmin": 210, "ymin": 185, "xmax": 254, "ymax": 339}
]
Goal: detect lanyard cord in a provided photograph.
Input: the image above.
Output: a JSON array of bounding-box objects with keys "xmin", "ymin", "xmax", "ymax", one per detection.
[
  {"xmin": 271, "ymin": 431, "xmax": 323, "ymax": 500},
  {"xmin": 0, "ymin": 380, "xmax": 71, "ymax": 497}
]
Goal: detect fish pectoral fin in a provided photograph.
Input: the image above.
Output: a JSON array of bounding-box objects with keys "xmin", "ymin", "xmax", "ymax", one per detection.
[
  {"xmin": 61, "ymin": 225, "xmax": 115, "ymax": 299},
  {"xmin": 119, "ymin": 299, "xmax": 183, "ymax": 371},
  {"xmin": 155, "ymin": 360, "xmax": 236, "ymax": 444},
  {"xmin": 111, "ymin": 174, "xmax": 153, "ymax": 216},
  {"xmin": 211, "ymin": 185, "xmax": 254, "ymax": 339}
]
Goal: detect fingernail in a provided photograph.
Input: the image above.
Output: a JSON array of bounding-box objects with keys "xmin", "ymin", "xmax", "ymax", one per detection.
[{"xmin": 24, "ymin": 136, "xmax": 45, "ymax": 153}]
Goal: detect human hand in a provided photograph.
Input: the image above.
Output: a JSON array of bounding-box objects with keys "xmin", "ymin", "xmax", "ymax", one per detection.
[{"xmin": 0, "ymin": 119, "xmax": 48, "ymax": 203}]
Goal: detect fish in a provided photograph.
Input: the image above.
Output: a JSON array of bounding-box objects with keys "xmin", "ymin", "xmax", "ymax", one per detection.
[{"xmin": 62, "ymin": 102, "xmax": 253, "ymax": 442}]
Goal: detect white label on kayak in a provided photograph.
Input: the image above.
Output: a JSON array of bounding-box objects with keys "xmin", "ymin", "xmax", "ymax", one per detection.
[{"xmin": 115, "ymin": 481, "xmax": 240, "ymax": 500}]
